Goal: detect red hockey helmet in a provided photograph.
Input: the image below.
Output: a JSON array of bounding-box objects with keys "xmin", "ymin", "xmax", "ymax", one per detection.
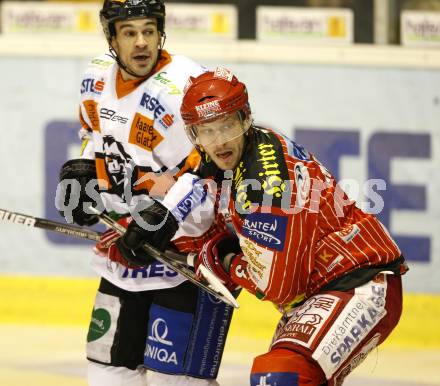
[
  {"xmin": 181, "ymin": 67, "xmax": 252, "ymax": 147},
  {"xmin": 181, "ymin": 67, "xmax": 251, "ymax": 126}
]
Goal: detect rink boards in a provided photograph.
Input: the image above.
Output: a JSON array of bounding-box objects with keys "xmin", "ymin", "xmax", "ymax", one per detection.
[{"xmin": 0, "ymin": 275, "xmax": 438, "ymax": 349}]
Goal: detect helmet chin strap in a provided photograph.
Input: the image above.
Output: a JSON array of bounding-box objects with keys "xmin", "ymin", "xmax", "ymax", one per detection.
[
  {"xmin": 108, "ymin": 33, "xmax": 166, "ymax": 79},
  {"xmin": 108, "ymin": 46, "xmax": 143, "ymax": 79}
]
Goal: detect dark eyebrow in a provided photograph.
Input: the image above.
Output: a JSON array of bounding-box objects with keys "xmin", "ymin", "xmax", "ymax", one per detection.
[{"xmin": 118, "ymin": 21, "xmax": 157, "ymax": 31}]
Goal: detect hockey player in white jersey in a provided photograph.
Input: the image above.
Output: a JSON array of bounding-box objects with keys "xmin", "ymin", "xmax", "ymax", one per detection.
[{"xmin": 56, "ymin": 1, "xmax": 233, "ymax": 385}]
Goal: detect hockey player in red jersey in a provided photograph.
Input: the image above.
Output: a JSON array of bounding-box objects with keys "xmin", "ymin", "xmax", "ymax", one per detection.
[{"xmin": 158, "ymin": 67, "xmax": 409, "ymax": 385}]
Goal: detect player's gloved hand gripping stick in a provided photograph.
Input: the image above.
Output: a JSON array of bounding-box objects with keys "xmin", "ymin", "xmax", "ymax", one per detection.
[
  {"xmin": 88, "ymin": 207, "xmax": 239, "ymax": 308},
  {"xmin": 0, "ymin": 207, "xmax": 239, "ymax": 308}
]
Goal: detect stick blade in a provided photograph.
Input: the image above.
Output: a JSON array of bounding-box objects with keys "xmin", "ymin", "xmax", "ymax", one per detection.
[{"xmin": 199, "ymin": 265, "xmax": 240, "ymax": 309}]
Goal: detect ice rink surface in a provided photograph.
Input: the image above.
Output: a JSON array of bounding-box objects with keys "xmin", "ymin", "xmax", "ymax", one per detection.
[{"xmin": 1, "ymin": 325, "xmax": 439, "ymax": 386}]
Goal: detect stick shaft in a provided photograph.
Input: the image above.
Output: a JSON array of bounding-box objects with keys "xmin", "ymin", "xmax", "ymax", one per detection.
[
  {"xmin": 0, "ymin": 208, "xmax": 100, "ymax": 241},
  {"xmin": 0, "ymin": 207, "xmax": 239, "ymax": 308},
  {"xmin": 90, "ymin": 209, "xmax": 239, "ymax": 308}
]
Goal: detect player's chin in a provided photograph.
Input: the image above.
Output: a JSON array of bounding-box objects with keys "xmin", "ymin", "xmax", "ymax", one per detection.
[
  {"xmin": 213, "ymin": 154, "xmax": 238, "ymax": 171},
  {"xmin": 130, "ymin": 62, "xmax": 153, "ymax": 77}
]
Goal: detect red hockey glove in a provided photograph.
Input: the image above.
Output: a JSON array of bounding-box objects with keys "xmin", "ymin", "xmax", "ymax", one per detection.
[
  {"xmin": 196, "ymin": 232, "xmax": 242, "ymax": 291},
  {"xmin": 93, "ymin": 217, "xmax": 139, "ymax": 268}
]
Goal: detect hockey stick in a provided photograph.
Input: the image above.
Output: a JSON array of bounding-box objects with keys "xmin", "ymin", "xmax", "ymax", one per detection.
[
  {"xmin": 0, "ymin": 208, "xmax": 100, "ymax": 241},
  {"xmin": 0, "ymin": 207, "xmax": 240, "ymax": 308},
  {"xmin": 0, "ymin": 207, "xmax": 188, "ymax": 263},
  {"xmin": 0, "ymin": 208, "xmax": 197, "ymax": 267},
  {"xmin": 88, "ymin": 207, "xmax": 240, "ymax": 309}
]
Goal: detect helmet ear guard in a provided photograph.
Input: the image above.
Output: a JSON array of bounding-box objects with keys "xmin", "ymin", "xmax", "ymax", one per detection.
[{"xmin": 184, "ymin": 124, "xmax": 199, "ymax": 147}]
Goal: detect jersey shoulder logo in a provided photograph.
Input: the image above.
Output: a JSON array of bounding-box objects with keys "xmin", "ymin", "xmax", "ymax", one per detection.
[
  {"xmin": 81, "ymin": 78, "xmax": 106, "ymax": 95},
  {"xmin": 90, "ymin": 56, "xmax": 114, "ymax": 70}
]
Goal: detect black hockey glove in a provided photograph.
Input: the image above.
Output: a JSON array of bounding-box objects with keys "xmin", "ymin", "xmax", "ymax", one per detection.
[
  {"xmin": 116, "ymin": 200, "xmax": 179, "ymax": 267},
  {"xmin": 58, "ymin": 159, "xmax": 100, "ymax": 226}
]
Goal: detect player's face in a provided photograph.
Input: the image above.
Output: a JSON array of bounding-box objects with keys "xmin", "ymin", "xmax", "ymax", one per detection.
[
  {"xmin": 112, "ymin": 18, "xmax": 160, "ymax": 80},
  {"xmin": 196, "ymin": 113, "xmax": 246, "ymax": 171}
]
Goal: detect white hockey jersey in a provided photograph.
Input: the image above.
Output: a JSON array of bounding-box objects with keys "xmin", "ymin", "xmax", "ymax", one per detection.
[{"xmin": 77, "ymin": 51, "xmax": 209, "ymax": 291}]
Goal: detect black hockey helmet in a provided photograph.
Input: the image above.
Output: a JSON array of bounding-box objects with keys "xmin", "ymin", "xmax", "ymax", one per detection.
[{"xmin": 100, "ymin": 0, "xmax": 166, "ymax": 42}]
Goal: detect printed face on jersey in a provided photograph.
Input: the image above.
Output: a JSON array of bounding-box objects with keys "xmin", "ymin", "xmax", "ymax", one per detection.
[
  {"xmin": 112, "ymin": 18, "xmax": 161, "ymax": 80},
  {"xmin": 195, "ymin": 112, "xmax": 247, "ymax": 170},
  {"xmin": 103, "ymin": 136, "xmax": 132, "ymax": 194}
]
